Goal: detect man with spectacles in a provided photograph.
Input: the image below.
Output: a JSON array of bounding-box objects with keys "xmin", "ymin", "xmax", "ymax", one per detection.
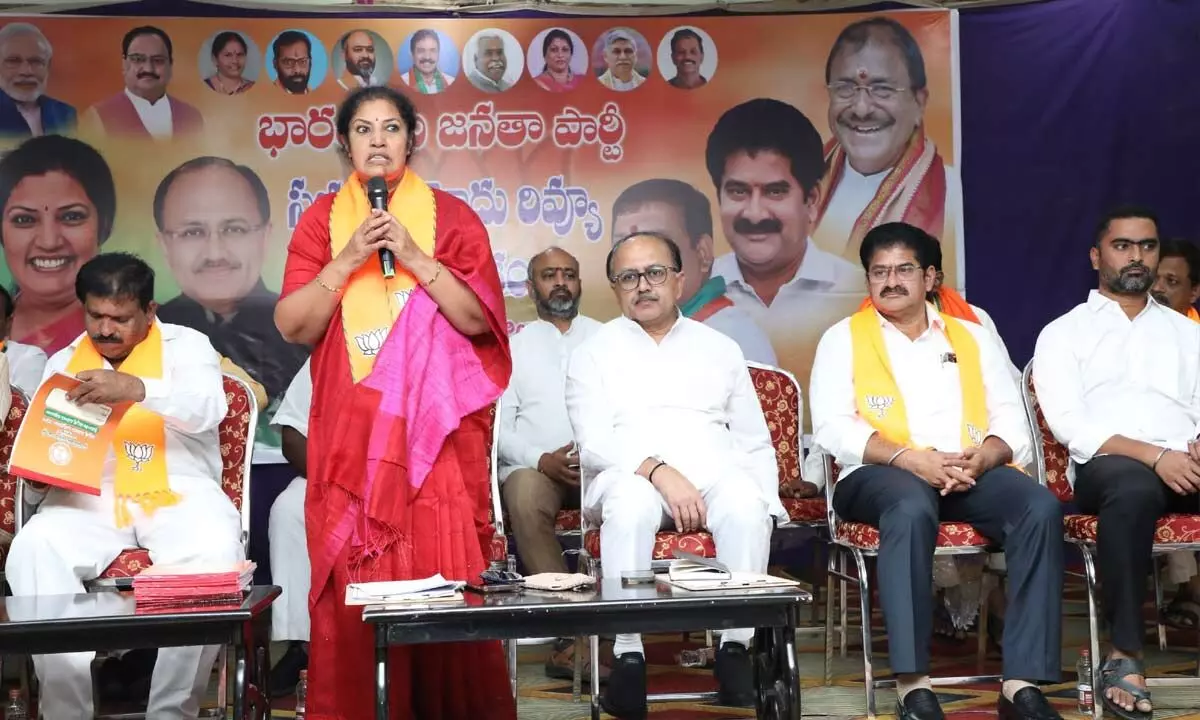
[
  {"xmin": 812, "ymin": 221, "xmax": 1063, "ymax": 720},
  {"xmin": 813, "ymin": 17, "xmax": 956, "ymax": 268},
  {"xmin": 566, "ymin": 232, "xmax": 788, "ymax": 718},
  {"xmin": 80, "ymin": 25, "xmax": 202, "ymax": 141},
  {"xmin": 497, "ymin": 247, "xmax": 605, "ymax": 682},
  {"xmin": 1034, "ymin": 207, "xmax": 1200, "ymax": 720},
  {"xmin": 154, "ymin": 156, "xmax": 308, "ymax": 422},
  {"xmin": 274, "ymin": 30, "xmax": 313, "ymax": 95},
  {"xmin": 611, "ymin": 178, "xmax": 776, "ymax": 366},
  {"xmin": 0, "ymin": 22, "xmax": 75, "ymax": 138}
]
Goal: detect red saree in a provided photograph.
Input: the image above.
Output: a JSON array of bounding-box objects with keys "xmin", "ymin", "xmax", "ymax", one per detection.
[{"xmin": 282, "ymin": 189, "xmax": 516, "ymax": 720}]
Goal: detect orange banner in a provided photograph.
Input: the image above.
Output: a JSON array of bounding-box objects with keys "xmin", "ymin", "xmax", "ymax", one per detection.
[
  {"xmin": 8, "ymin": 372, "xmax": 132, "ymax": 494},
  {"xmin": 0, "ymin": 11, "xmax": 958, "ymax": 437}
]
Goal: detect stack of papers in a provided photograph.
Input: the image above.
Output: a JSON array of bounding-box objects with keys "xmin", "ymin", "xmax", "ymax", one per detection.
[
  {"xmin": 133, "ymin": 560, "xmax": 255, "ymax": 611},
  {"xmin": 345, "ymin": 574, "xmax": 466, "ymax": 606},
  {"xmin": 668, "ymin": 552, "xmax": 732, "ymax": 582}
]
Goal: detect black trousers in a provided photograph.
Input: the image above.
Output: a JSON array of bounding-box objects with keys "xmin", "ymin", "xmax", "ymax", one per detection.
[
  {"xmin": 833, "ymin": 464, "xmax": 1064, "ymax": 681},
  {"xmin": 1074, "ymin": 454, "xmax": 1200, "ymax": 654}
]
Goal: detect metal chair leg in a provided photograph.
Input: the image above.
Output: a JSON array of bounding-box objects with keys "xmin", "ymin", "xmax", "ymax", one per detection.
[
  {"xmin": 1153, "ymin": 557, "xmax": 1168, "ymax": 651},
  {"xmin": 1080, "ymin": 547, "xmax": 1103, "ymax": 720},
  {"xmin": 839, "ymin": 552, "xmax": 849, "ymax": 658},
  {"xmin": 851, "ymin": 549, "xmax": 875, "ymax": 718},
  {"xmin": 824, "ymin": 550, "xmax": 836, "ymax": 686}
]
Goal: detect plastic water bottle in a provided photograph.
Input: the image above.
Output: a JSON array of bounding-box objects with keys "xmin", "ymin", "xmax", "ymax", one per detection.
[
  {"xmin": 294, "ymin": 669, "xmax": 307, "ymax": 719},
  {"xmin": 1076, "ymin": 648, "xmax": 1093, "ymax": 715},
  {"xmin": 3, "ymin": 688, "xmax": 27, "ymax": 720}
]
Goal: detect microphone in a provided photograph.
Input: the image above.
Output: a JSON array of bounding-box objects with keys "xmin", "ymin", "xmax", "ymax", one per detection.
[{"xmin": 365, "ymin": 176, "xmax": 395, "ymax": 279}]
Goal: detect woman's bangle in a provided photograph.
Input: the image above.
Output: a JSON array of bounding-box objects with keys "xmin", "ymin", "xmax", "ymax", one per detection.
[
  {"xmin": 887, "ymin": 447, "xmax": 910, "ymax": 467},
  {"xmin": 314, "ymin": 272, "xmax": 342, "ymax": 294},
  {"xmin": 1152, "ymin": 447, "xmax": 1170, "ymax": 470},
  {"xmin": 422, "ymin": 261, "xmax": 443, "ymax": 287}
]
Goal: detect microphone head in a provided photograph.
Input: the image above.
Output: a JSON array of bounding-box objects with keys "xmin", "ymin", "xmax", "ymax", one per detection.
[{"xmin": 366, "ymin": 176, "xmax": 388, "ymax": 206}]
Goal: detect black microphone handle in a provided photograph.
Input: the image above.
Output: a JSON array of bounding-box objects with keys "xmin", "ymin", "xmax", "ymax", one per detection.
[{"xmin": 379, "ymin": 248, "xmax": 396, "ymax": 279}]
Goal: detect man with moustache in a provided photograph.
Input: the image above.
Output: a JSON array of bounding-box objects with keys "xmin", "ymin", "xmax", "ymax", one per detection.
[
  {"xmin": 80, "ymin": 26, "xmax": 202, "ymax": 141},
  {"xmin": 707, "ymin": 98, "xmax": 863, "ymax": 403},
  {"xmin": 611, "ymin": 178, "xmax": 776, "ymax": 366},
  {"xmin": 596, "ymin": 29, "xmax": 644, "ymax": 91},
  {"xmin": 1033, "ymin": 207, "xmax": 1200, "ymax": 720},
  {"xmin": 467, "ymin": 34, "xmax": 510, "ymax": 93},
  {"xmin": 401, "ymin": 29, "xmax": 455, "ymax": 94},
  {"xmin": 814, "ymin": 17, "xmax": 957, "ymax": 264},
  {"xmin": 498, "ymin": 246, "xmax": 603, "ymax": 680},
  {"xmin": 0, "ymin": 23, "xmax": 75, "ymax": 138},
  {"xmin": 666, "ymin": 28, "xmax": 706, "ymax": 90},
  {"xmin": 337, "ymin": 30, "xmax": 380, "ymax": 91},
  {"xmin": 568, "ymin": 232, "xmax": 785, "ymax": 716},
  {"xmin": 153, "ymin": 157, "xmax": 308, "ymax": 416},
  {"xmin": 7, "ymin": 253, "xmax": 242, "ymax": 720},
  {"xmin": 272, "ymin": 31, "xmax": 312, "ymax": 96},
  {"xmin": 812, "ymin": 222, "xmax": 1063, "ymax": 720}
]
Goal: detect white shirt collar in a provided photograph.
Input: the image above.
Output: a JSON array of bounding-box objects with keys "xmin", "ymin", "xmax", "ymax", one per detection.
[
  {"xmin": 124, "ymin": 87, "xmax": 168, "ymax": 109},
  {"xmin": 1085, "ymin": 289, "xmax": 1159, "ymax": 320},
  {"xmin": 716, "ymin": 237, "xmax": 840, "ymax": 289}
]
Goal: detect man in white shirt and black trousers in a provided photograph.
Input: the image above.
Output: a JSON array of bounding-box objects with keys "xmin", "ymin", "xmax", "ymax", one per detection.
[
  {"xmin": 566, "ymin": 232, "xmax": 787, "ymax": 717},
  {"xmin": 497, "ymin": 246, "xmax": 602, "ymax": 680},
  {"xmin": 811, "ymin": 222, "xmax": 1064, "ymax": 720},
  {"xmin": 1033, "ymin": 206, "xmax": 1200, "ymax": 720}
]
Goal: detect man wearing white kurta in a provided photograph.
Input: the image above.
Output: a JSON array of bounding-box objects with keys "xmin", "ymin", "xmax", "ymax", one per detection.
[
  {"xmin": 266, "ymin": 358, "xmax": 311, "ymax": 694},
  {"xmin": 567, "ymin": 232, "xmax": 786, "ymax": 717},
  {"xmin": 0, "ymin": 286, "xmax": 47, "ymax": 396},
  {"xmin": 6, "ymin": 253, "xmax": 242, "ymax": 720}
]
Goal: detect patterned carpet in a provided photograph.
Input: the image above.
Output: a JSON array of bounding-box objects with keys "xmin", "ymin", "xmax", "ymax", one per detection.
[{"xmin": 256, "ymin": 575, "xmax": 1200, "ymax": 719}]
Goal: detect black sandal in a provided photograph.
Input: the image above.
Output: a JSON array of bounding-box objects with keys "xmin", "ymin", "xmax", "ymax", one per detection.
[
  {"xmin": 1099, "ymin": 654, "xmax": 1153, "ymax": 720},
  {"xmin": 1161, "ymin": 596, "xmax": 1200, "ymax": 630}
]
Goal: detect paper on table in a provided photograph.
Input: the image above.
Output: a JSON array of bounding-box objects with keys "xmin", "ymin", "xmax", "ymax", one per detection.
[
  {"xmin": 344, "ymin": 574, "xmax": 466, "ymax": 606},
  {"xmin": 662, "ymin": 572, "xmax": 801, "ymax": 592},
  {"xmin": 667, "ymin": 551, "xmax": 731, "ymax": 581}
]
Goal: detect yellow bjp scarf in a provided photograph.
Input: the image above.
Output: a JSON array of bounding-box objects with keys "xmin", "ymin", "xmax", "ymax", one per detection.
[
  {"xmin": 65, "ymin": 321, "xmax": 177, "ymax": 528},
  {"xmin": 329, "ymin": 171, "xmax": 437, "ymax": 383},
  {"xmin": 850, "ymin": 306, "xmax": 990, "ymax": 451}
]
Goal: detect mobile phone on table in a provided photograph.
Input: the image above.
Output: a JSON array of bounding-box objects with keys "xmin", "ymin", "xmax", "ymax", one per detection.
[
  {"xmin": 466, "ymin": 582, "xmax": 521, "ymax": 595},
  {"xmin": 621, "ymin": 570, "xmax": 655, "ymax": 586}
]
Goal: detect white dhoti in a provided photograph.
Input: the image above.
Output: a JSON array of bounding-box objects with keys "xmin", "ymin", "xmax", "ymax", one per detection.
[
  {"xmin": 5, "ymin": 476, "xmax": 243, "ymax": 720},
  {"xmin": 587, "ymin": 470, "xmax": 774, "ymax": 654},
  {"xmin": 1167, "ymin": 550, "xmax": 1198, "ymax": 586},
  {"xmin": 268, "ymin": 476, "xmax": 310, "ymax": 642}
]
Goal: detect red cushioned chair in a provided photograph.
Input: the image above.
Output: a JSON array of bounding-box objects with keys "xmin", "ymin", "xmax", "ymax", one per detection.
[
  {"xmin": 0, "ymin": 388, "xmax": 30, "ymax": 589},
  {"xmin": 1022, "ymin": 362, "xmax": 1200, "ymax": 719},
  {"xmin": 15, "ymin": 374, "xmax": 265, "ymax": 720},
  {"xmin": 818, "ymin": 445, "xmax": 1002, "ymax": 715},
  {"xmin": 576, "ymin": 361, "xmax": 814, "ymax": 713}
]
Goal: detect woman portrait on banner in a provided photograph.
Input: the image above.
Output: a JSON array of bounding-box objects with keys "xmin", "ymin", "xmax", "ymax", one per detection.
[
  {"xmin": 205, "ymin": 30, "xmax": 255, "ymax": 95},
  {"xmin": 533, "ymin": 28, "xmax": 583, "ymax": 92},
  {"xmin": 274, "ymin": 85, "xmax": 515, "ymax": 719},
  {"xmin": 0, "ymin": 134, "xmax": 114, "ymax": 356}
]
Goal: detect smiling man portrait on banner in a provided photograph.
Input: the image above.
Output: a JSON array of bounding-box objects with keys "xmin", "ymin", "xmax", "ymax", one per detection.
[{"xmin": 275, "ymin": 85, "xmax": 515, "ymax": 719}]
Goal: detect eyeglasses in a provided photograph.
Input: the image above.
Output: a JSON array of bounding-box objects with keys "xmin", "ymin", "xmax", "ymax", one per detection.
[
  {"xmin": 827, "ymin": 82, "xmax": 907, "ymax": 102},
  {"xmin": 163, "ymin": 223, "xmax": 265, "ymax": 244},
  {"xmin": 867, "ymin": 263, "xmax": 921, "ymax": 284},
  {"xmin": 125, "ymin": 53, "xmax": 170, "ymax": 68},
  {"xmin": 610, "ymin": 264, "xmax": 677, "ymax": 291},
  {"xmin": 278, "ymin": 57, "xmax": 311, "ymax": 71}
]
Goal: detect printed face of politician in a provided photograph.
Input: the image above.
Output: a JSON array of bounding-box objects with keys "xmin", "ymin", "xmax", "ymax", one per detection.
[
  {"xmin": 344, "ymin": 31, "xmax": 376, "ymax": 79},
  {"xmin": 671, "ymin": 36, "xmax": 703, "ymax": 81},
  {"xmin": 123, "ymin": 33, "xmax": 171, "ymax": 101},
  {"xmin": 0, "ymin": 33, "xmax": 49, "ymax": 103},
  {"xmin": 718, "ymin": 149, "xmax": 816, "ymax": 274},
  {"xmin": 545, "ymin": 36, "xmax": 572, "ymax": 75},
  {"xmin": 3, "ymin": 171, "xmax": 100, "ymax": 307},
  {"xmin": 275, "ymin": 40, "xmax": 311, "ymax": 94},
  {"xmin": 827, "ymin": 30, "xmax": 928, "ymax": 176},
  {"xmin": 605, "ymin": 39, "xmax": 636, "ymax": 80},
  {"xmin": 157, "ymin": 165, "xmax": 270, "ymax": 316},
  {"xmin": 413, "ymin": 34, "xmax": 440, "ymax": 76},
  {"xmin": 475, "ymin": 37, "xmax": 506, "ymax": 83},
  {"xmin": 214, "ymin": 37, "xmax": 246, "ymax": 81},
  {"xmin": 613, "ymin": 202, "xmax": 710, "ymax": 304}
]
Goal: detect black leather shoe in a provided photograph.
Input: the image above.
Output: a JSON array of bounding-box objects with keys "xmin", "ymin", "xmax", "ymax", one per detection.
[
  {"xmin": 999, "ymin": 686, "xmax": 1063, "ymax": 720},
  {"xmin": 599, "ymin": 652, "xmax": 647, "ymax": 719},
  {"xmin": 897, "ymin": 688, "xmax": 945, "ymax": 720},
  {"xmin": 714, "ymin": 643, "xmax": 755, "ymax": 707},
  {"xmin": 269, "ymin": 641, "xmax": 308, "ymax": 699}
]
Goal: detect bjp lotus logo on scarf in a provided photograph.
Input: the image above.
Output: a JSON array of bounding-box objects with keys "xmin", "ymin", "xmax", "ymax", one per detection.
[
  {"xmin": 354, "ymin": 327, "xmax": 388, "ymax": 357},
  {"xmin": 124, "ymin": 441, "xmax": 154, "ymax": 471},
  {"xmin": 967, "ymin": 424, "xmax": 984, "ymax": 448},
  {"xmin": 865, "ymin": 395, "xmax": 893, "ymax": 419},
  {"xmin": 393, "ymin": 289, "xmax": 413, "ymax": 307}
]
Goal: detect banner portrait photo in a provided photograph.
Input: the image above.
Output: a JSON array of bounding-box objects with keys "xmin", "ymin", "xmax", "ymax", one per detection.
[{"xmin": 0, "ymin": 10, "xmax": 960, "ymax": 447}]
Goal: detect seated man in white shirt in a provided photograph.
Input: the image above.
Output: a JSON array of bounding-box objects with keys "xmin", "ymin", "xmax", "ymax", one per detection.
[
  {"xmin": 496, "ymin": 247, "xmax": 602, "ymax": 679},
  {"xmin": 5, "ymin": 253, "xmax": 242, "ymax": 720},
  {"xmin": 811, "ymin": 223, "xmax": 1063, "ymax": 720},
  {"xmin": 0, "ymin": 286, "xmax": 47, "ymax": 396},
  {"xmin": 566, "ymin": 232, "xmax": 787, "ymax": 717},
  {"xmin": 1033, "ymin": 206, "xmax": 1200, "ymax": 720},
  {"xmin": 266, "ymin": 358, "xmax": 311, "ymax": 696}
]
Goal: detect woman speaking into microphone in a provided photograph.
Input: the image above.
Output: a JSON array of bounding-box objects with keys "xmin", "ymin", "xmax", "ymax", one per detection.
[{"xmin": 275, "ymin": 85, "xmax": 515, "ymax": 719}]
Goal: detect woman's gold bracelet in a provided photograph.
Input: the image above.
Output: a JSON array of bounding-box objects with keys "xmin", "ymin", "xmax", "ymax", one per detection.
[
  {"xmin": 315, "ymin": 273, "xmax": 342, "ymax": 294},
  {"xmin": 422, "ymin": 261, "xmax": 443, "ymax": 288}
]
